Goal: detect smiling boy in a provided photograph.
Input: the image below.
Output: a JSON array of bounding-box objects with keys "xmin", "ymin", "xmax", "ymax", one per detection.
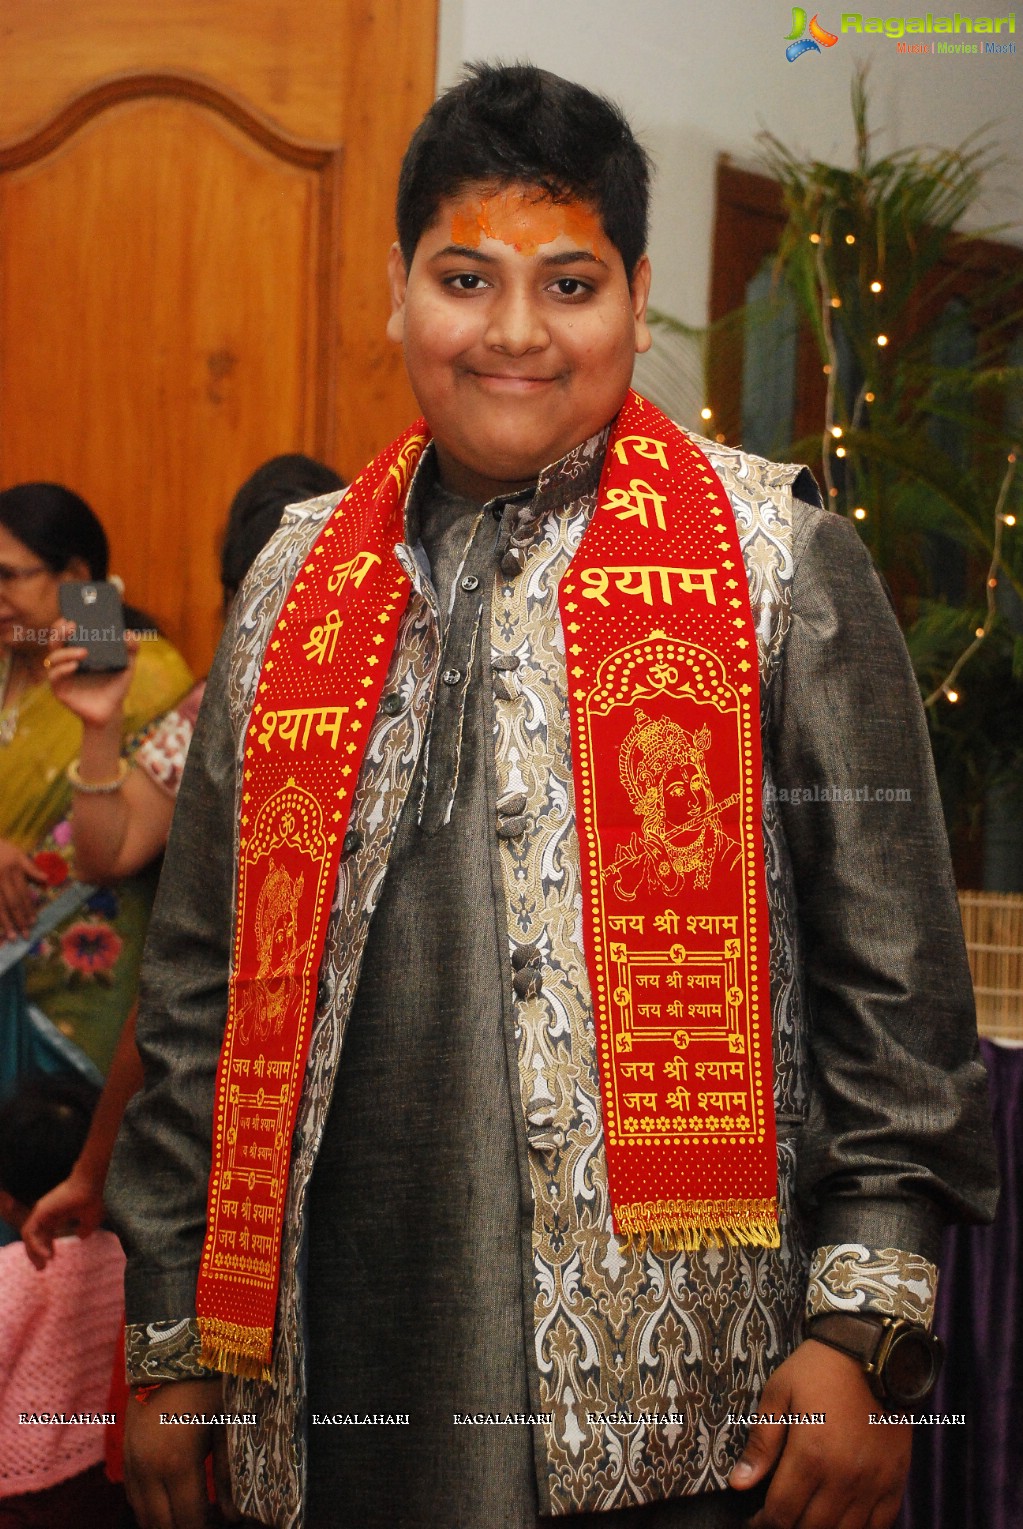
[{"xmin": 109, "ymin": 64, "xmax": 994, "ymax": 1529}]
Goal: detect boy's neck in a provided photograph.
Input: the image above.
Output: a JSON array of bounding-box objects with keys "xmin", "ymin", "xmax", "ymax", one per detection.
[{"xmin": 433, "ymin": 443, "xmax": 538, "ymax": 506}]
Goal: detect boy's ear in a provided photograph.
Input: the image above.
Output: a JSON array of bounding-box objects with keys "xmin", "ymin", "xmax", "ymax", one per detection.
[
  {"xmin": 386, "ymin": 243, "xmax": 409, "ymax": 344},
  {"xmin": 631, "ymin": 255, "xmax": 653, "ymax": 356}
]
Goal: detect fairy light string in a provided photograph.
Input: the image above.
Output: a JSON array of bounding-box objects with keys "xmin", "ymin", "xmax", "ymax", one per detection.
[
  {"xmin": 807, "ymin": 221, "xmax": 1018, "ymax": 711},
  {"xmin": 922, "ymin": 449, "xmax": 1020, "ymax": 709}
]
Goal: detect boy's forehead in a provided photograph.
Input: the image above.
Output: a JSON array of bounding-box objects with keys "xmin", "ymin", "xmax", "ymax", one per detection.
[{"xmin": 425, "ymin": 183, "xmax": 607, "ymax": 259}]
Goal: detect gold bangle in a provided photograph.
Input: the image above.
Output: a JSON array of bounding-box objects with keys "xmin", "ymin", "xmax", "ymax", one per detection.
[{"xmin": 66, "ymin": 756, "xmax": 130, "ymax": 794}]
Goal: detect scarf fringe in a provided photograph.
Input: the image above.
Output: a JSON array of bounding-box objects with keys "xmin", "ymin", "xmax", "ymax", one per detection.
[
  {"xmin": 616, "ymin": 1197, "xmax": 780, "ymax": 1254},
  {"xmin": 198, "ymin": 1316, "xmax": 274, "ymax": 1381}
]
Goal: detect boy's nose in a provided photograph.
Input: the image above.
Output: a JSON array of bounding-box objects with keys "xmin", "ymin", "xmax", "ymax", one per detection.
[{"xmin": 483, "ymin": 289, "xmax": 549, "ymax": 354}]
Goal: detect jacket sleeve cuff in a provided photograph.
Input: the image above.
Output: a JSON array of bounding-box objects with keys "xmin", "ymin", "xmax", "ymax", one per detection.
[
  {"xmin": 805, "ymin": 1244, "xmax": 938, "ymax": 1329},
  {"xmin": 124, "ymin": 1319, "xmax": 219, "ymax": 1384}
]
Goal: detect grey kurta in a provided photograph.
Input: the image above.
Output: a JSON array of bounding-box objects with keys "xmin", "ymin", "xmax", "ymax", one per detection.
[{"xmin": 303, "ymin": 476, "xmax": 749, "ymax": 1528}]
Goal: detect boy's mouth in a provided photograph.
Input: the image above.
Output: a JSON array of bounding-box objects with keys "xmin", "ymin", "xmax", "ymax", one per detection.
[{"xmin": 468, "ymin": 370, "xmax": 561, "ymax": 391}]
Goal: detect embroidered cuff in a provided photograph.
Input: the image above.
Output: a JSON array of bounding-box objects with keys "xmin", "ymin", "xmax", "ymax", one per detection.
[
  {"xmin": 124, "ymin": 1318, "xmax": 219, "ymax": 1384},
  {"xmin": 805, "ymin": 1244, "xmax": 938, "ymax": 1329}
]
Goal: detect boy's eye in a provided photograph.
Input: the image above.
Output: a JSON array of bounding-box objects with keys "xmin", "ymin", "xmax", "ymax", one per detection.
[
  {"xmin": 445, "ymin": 273, "xmax": 489, "ymax": 291},
  {"xmin": 550, "ymin": 277, "xmax": 591, "ymax": 297}
]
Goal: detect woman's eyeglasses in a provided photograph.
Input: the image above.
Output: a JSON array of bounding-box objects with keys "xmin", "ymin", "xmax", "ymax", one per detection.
[{"xmin": 0, "ymin": 564, "xmax": 48, "ymax": 587}]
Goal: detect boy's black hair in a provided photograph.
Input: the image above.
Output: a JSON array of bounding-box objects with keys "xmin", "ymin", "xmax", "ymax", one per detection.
[
  {"xmin": 0, "ymin": 1074, "xmax": 99, "ymax": 1209},
  {"xmin": 396, "ymin": 62, "xmax": 651, "ymax": 276}
]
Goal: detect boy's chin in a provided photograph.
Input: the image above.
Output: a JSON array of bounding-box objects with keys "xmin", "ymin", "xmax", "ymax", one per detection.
[{"xmin": 457, "ymin": 427, "xmax": 590, "ymax": 483}]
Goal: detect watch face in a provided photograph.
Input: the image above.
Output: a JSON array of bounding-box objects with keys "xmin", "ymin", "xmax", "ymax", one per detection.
[{"xmin": 885, "ymin": 1328, "xmax": 940, "ymax": 1403}]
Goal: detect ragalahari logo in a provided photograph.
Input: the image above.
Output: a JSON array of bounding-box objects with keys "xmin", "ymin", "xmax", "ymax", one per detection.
[{"xmin": 785, "ymin": 8, "xmax": 840, "ymax": 58}]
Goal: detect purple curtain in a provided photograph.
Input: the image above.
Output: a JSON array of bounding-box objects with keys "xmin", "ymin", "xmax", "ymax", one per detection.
[{"xmin": 898, "ymin": 1039, "xmax": 1022, "ymax": 1529}]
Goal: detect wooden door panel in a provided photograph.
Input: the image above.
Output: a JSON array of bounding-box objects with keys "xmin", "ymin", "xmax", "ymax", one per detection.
[
  {"xmin": 0, "ymin": 83, "xmax": 342, "ymax": 668},
  {"xmin": 0, "ymin": 2, "xmax": 436, "ymax": 673},
  {"xmin": 0, "ymin": 0, "xmax": 357, "ymax": 145}
]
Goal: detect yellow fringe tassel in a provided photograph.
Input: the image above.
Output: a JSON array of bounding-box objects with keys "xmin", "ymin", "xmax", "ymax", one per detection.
[
  {"xmin": 616, "ymin": 1197, "xmax": 781, "ymax": 1255},
  {"xmin": 198, "ymin": 1316, "xmax": 274, "ymax": 1382}
]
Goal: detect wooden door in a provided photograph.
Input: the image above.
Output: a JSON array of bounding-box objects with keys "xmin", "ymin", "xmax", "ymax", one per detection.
[{"xmin": 0, "ymin": 1, "xmax": 436, "ymax": 672}]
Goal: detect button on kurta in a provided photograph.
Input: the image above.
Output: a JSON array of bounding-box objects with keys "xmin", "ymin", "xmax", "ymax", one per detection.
[
  {"xmin": 380, "ymin": 692, "xmax": 404, "ymax": 715},
  {"xmin": 460, "ymin": 574, "xmax": 480, "ymax": 592},
  {"xmin": 512, "ymin": 966, "xmax": 543, "ymax": 1000},
  {"xmin": 342, "ymin": 829, "xmax": 362, "ymax": 855},
  {"xmin": 441, "ymin": 668, "xmax": 463, "ymax": 686},
  {"xmin": 511, "ymin": 942, "xmax": 542, "ymax": 997}
]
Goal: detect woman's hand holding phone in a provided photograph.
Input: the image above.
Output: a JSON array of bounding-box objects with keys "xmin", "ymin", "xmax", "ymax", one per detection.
[{"xmin": 47, "ymin": 618, "xmax": 138, "ymax": 730}]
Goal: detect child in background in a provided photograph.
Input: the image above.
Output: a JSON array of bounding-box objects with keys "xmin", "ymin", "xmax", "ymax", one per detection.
[{"xmin": 0, "ymin": 1076, "xmax": 130, "ymax": 1527}]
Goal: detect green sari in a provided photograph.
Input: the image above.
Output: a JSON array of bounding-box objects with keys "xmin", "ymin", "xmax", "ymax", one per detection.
[{"xmin": 0, "ymin": 636, "xmax": 193, "ymax": 1075}]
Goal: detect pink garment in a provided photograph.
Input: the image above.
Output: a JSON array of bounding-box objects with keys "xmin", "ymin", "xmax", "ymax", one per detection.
[
  {"xmin": 0, "ymin": 1231, "xmax": 125, "ymax": 1497},
  {"xmin": 132, "ymin": 677, "xmax": 206, "ymax": 797}
]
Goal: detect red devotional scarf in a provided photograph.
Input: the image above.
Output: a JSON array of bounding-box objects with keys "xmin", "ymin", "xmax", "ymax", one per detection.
[{"xmin": 196, "ymin": 392, "xmax": 777, "ymax": 1379}]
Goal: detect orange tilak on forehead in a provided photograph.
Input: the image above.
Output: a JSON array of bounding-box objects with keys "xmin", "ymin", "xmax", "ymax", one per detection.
[{"xmin": 449, "ymin": 189, "xmax": 604, "ymax": 258}]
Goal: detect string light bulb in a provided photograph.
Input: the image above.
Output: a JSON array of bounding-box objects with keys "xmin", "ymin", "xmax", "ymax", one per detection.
[
  {"xmin": 831, "ymin": 426, "xmax": 844, "ymax": 438},
  {"xmin": 1002, "ymin": 513, "xmax": 1017, "ymax": 527},
  {"xmin": 876, "ymin": 334, "xmax": 889, "ymax": 347},
  {"xmin": 830, "ymin": 296, "xmax": 842, "ymax": 308},
  {"xmin": 845, "ymin": 233, "xmax": 856, "ymax": 245},
  {"xmin": 870, "ymin": 280, "xmax": 883, "ymax": 293},
  {"xmin": 864, "ymin": 391, "xmax": 875, "ymax": 403},
  {"xmin": 809, "ymin": 233, "xmax": 821, "ymax": 244},
  {"xmin": 945, "ymin": 686, "xmax": 960, "ymax": 704},
  {"xmin": 853, "ymin": 507, "xmax": 867, "ymax": 520},
  {"xmin": 836, "ymin": 446, "xmax": 847, "ymax": 458},
  {"xmin": 700, "ymin": 407, "xmax": 713, "ymax": 421},
  {"xmin": 975, "ymin": 626, "xmax": 986, "ymax": 639}
]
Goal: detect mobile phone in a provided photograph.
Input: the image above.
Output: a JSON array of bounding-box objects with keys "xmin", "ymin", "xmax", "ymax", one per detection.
[{"xmin": 58, "ymin": 579, "xmax": 129, "ymax": 672}]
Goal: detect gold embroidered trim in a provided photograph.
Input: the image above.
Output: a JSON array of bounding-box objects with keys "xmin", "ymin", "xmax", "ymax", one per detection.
[
  {"xmin": 198, "ymin": 1316, "xmax": 274, "ymax": 1381},
  {"xmin": 616, "ymin": 1196, "xmax": 781, "ymax": 1251}
]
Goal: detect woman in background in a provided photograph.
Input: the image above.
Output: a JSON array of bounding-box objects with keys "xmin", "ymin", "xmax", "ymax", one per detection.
[
  {"xmin": 0, "ymin": 483, "xmax": 192, "ymax": 1080},
  {"xmin": 22, "ymin": 454, "xmax": 344, "ymax": 1264}
]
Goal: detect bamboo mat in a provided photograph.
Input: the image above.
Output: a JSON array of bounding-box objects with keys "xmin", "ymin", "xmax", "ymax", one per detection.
[{"xmin": 959, "ymin": 891, "xmax": 1023, "ymax": 1043}]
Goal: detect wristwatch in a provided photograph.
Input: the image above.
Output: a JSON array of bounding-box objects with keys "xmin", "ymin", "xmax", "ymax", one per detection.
[{"xmin": 805, "ymin": 1313, "xmax": 944, "ymax": 1405}]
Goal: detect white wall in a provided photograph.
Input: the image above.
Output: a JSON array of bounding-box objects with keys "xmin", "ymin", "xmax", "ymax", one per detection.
[{"xmin": 437, "ymin": 0, "xmax": 1023, "ymax": 331}]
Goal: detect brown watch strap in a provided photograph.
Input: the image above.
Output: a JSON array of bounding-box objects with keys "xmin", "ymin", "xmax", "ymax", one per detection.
[{"xmin": 806, "ymin": 1312, "xmax": 888, "ymax": 1366}]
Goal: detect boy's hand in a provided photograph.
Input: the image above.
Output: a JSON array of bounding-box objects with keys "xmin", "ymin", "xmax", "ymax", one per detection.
[
  {"xmin": 125, "ymin": 1377, "xmax": 241, "ymax": 1529},
  {"xmin": 729, "ymin": 1338, "xmax": 911, "ymax": 1528}
]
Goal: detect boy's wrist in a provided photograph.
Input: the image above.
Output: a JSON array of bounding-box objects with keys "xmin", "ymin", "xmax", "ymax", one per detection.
[
  {"xmin": 805, "ymin": 1243, "xmax": 938, "ymax": 1331},
  {"xmin": 125, "ymin": 1317, "xmax": 219, "ymax": 1385}
]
